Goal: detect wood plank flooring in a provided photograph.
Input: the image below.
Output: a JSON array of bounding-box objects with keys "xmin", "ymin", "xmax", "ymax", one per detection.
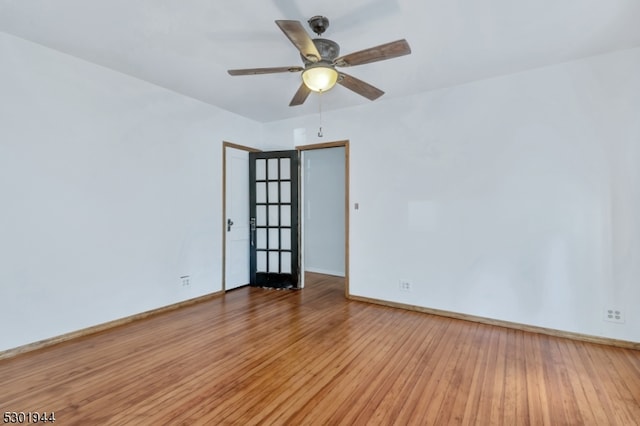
[{"xmin": 1, "ymin": 272, "xmax": 639, "ymax": 425}]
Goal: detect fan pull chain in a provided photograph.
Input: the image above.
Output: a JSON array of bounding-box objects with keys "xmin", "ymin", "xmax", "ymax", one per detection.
[{"xmin": 318, "ymin": 91, "xmax": 323, "ymax": 138}]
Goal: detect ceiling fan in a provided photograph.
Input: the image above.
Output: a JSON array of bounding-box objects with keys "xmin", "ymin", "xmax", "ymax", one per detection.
[{"xmin": 227, "ymin": 16, "xmax": 411, "ymax": 106}]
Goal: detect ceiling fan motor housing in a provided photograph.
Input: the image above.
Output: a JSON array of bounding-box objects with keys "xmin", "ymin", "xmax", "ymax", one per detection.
[{"xmin": 301, "ymin": 38, "xmax": 340, "ymax": 64}]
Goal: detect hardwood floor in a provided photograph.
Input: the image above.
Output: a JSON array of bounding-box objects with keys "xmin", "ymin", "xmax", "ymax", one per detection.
[{"xmin": 1, "ymin": 272, "xmax": 639, "ymax": 425}]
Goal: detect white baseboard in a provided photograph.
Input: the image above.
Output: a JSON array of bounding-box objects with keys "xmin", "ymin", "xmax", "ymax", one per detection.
[{"xmin": 305, "ymin": 267, "xmax": 345, "ymax": 277}]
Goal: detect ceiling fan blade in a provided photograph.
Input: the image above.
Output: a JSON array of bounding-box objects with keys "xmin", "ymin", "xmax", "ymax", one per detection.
[
  {"xmin": 289, "ymin": 83, "xmax": 312, "ymax": 106},
  {"xmin": 334, "ymin": 39, "xmax": 411, "ymax": 67},
  {"xmin": 338, "ymin": 73, "xmax": 385, "ymax": 101},
  {"xmin": 275, "ymin": 20, "xmax": 321, "ymax": 62},
  {"xmin": 228, "ymin": 66, "xmax": 303, "ymax": 76}
]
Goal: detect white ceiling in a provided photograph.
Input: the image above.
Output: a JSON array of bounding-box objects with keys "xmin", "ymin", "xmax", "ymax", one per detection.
[{"xmin": 1, "ymin": 0, "xmax": 640, "ymax": 122}]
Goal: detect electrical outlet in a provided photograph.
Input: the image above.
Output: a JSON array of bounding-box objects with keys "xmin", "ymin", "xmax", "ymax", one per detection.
[
  {"xmin": 399, "ymin": 281, "xmax": 411, "ymax": 292},
  {"xmin": 180, "ymin": 275, "xmax": 190, "ymax": 287},
  {"xmin": 603, "ymin": 307, "xmax": 624, "ymax": 323}
]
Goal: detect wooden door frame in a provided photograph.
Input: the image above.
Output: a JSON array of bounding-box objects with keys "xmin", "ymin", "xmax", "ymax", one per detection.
[
  {"xmin": 296, "ymin": 140, "xmax": 350, "ymax": 297},
  {"xmin": 221, "ymin": 141, "xmax": 261, "ymax": 291}
]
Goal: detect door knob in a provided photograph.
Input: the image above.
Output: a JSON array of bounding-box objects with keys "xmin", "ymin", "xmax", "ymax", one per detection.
[{"xmin": 227, "ymin": 218, "xmax": 234, "ymax": 231}]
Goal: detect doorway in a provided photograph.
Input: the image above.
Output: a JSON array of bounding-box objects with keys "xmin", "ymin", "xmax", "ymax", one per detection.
[
  {"xmin": 298, "ymin": 141, "xmax": 350, "ymax": 296},
  {"xmin": 222, "ymin": 140, "xmax": 350, "ymax": 295}
]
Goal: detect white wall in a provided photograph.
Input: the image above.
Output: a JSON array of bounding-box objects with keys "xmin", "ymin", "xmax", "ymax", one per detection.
[
  {"xmin": 2, "ymin": 30, "xmax": 637, "ymax": 350},
  {"xmin": 264, "ymin": 47, "xmax": 640, "ymax": 343},
  {"xmin": 303, "ymin": 148, "xmax": 345, "ymax": 276},
  {"xmin": 0, "ymin": 32, "xmax": 262, "ymax": 351}
]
